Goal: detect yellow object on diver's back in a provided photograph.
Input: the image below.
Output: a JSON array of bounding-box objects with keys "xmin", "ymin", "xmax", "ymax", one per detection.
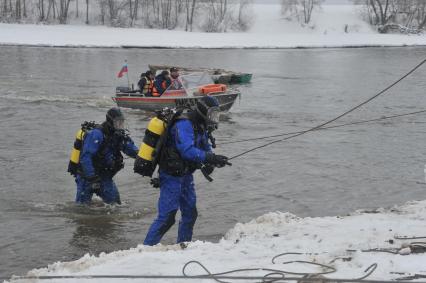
[
  {"xmin": 134, "ymin": 107, "xmax": 184, "ymax": 177},
  {"xmin": 67, "ymin": 121, "xmax": 98, "ymax": 176},
  {"xmin": 134, "ymin": 116, "xmax": 167, "ymax": 177}
]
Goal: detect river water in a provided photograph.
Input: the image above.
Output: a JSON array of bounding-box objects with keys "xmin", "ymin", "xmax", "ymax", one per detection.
[{"xmin": 0, "ymin": 46, "xmax": 425, "ymax": 278}]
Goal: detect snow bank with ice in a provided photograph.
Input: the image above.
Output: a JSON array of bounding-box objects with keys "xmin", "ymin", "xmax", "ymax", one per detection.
[
  {"xmin": 0, "ymin": 5, "xmax": 426, "ymax": 48},
  {"xmin": 8, "ymin": 199, "xmax": 426, "ymax": 282}
]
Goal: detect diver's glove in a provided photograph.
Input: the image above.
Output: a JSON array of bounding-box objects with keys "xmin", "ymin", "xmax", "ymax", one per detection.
[
  {"xmin": 200, "ymin": 164, "xmax": 214, "ymax": 182},
  {"xmin": 205, "ymin": 153, "xmax": 232, "ymax": 168},
  {"xmin": 150, "ymin": 178, "xmax": 160, "ymax": 188},
  {"xmin": 203, "ymin": 164, "xmax": 215, "ymax": 175},
  {"xmin": 87, "ymin": 175, "xmax": 102, "ymax": 193}
]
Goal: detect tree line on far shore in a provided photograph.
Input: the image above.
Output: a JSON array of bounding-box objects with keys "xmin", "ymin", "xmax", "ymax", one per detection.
[
  {"xmin": 0, "ymin": 0, "xmax": 254, "ymax": 32},
  {"xmin": 358, "ymin": 0, "xmax": 426, "ymax": 33},
  {"xmin": 282, "ymin": 0, "xmax": 426, "ymax": 34},
  {"xmin": 1, "ymin": 0, "xmax": 425, "ymax": 34}
]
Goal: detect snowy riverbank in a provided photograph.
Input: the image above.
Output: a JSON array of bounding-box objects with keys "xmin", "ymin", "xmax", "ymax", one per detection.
[
  {"xmin": 1, "ymin": 5, "xmax": 426, "ymax": 49},
  {"xmin": 7, "ymin": 199, "xmax": 426, "ymax": 282}
]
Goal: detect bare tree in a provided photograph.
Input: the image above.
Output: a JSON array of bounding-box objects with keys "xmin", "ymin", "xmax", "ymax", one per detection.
[
  {"xmin": 39, "ymin": 0, "xmax": 45, "ymax": 21},
  {"xmin": 129, "ymin": 0, "xmax": 139, "ymax": 26},
  {"xmin": 236, "ymin": 0, "xmax": 253, "ymax": 31},
  {"xmin": 15, "ymin": 0, "xmax": 22, "ymax": 19},
  {"xmin": 98, "ymin": 0, "xmax": 106, "ymax": 24},
  {"xmin": 202, "ymin": 0, "xmax": 230, "ymax": 32},
  {"xmin": 368, "ymin": 0, "xmax": 393, "ymax": 26},
  {"xmin": 107, "ymin": 0, "xmax": 117, "ymax": 25},
  {"xmin": 417, "ymin": 1, "xmax": 426, "ymax": 30},
  {"xmin": 358, "ymin": 0, "xmax": 426, "ymax": 33},
  {"xmin": 281, "ymin": 0, "xmax": 323, "ymax": 24},
  {"xmin": 75, "ymin": 0, "xmax": 79, "ymax": 18},
  {"xmin": 184, "ymin": 0, "xmax": 197, "ymax": 31},
  {"xmin": 301, "ymin": 0, "xmax": 314, "ymax": 24},
  {"xmin": 3, "ymin": 0, "xmax": 7, "ymax": 17},
  {"xmin": 58, "ymin": 0, "xmax": 72, "ymax": 23},
  {"xmin": 281, "ymin": 0, "xmax": 298, "ymax": 17},
  {"xmin": 142, "ymin": 0, "xmax": 179, "ymax": 29},
  {"xmin": 85, "ymin": 0, "xmax": 89, "ymax": 23},
  {"xmin": 46, "ymin": 0, "xmax": 60, "ymax": 21}
]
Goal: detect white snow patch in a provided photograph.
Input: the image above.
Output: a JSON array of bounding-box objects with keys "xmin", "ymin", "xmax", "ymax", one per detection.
[
  {"xmin": 7, "ymin": 199, "xmax": 426, "ymax": 282},
  {"xmin": 0, "ymin": 5, "xmax": 425, "ymax": 48}
]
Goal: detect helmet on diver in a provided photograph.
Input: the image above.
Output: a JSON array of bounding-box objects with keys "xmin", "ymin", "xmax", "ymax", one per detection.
[
  {"xmin": 106, "ymin": 107, "xmax": 126, "ymax": 130},
  {"xmin": 194, "ymin": 96, "xmax": 220, "ymax": 131}
]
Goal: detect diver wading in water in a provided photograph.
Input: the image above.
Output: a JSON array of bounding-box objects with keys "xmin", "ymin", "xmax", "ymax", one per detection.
[
  {"xmin": 134, "ymin": 96, "xmax": 231, "ymax": 246},
  {"xmin": 68, "ymin": 107, "xmax": 138, "ymax": 205}
]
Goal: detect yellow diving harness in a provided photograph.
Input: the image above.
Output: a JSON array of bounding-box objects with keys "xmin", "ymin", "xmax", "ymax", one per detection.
[
  {"xmin": 67, "ymin": 121, "xmax": 98, "ymax": 176},
  {"xmin": 134, "ymin": 108, "xmax": 181, "ymax": 178}
]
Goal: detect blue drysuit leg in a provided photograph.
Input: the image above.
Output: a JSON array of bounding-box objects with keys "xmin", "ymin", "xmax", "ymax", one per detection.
[
  {"xmin": 144, "ymin": 171, "xmax": 181, "ymax": 246},
  {"xmin": 75, "ymin": 175, "xmax": 94, "ymax": 204},
  {"xmin": 177, "ymin": 174, "xmax": 197, "ymax": 243},
  {"xmin": 98, "ymin": 178, "xmax": 121, "ymax": 205},
  {"xmin": 75, "ymin": 175, "xmax": 120, "ymax": 205}
]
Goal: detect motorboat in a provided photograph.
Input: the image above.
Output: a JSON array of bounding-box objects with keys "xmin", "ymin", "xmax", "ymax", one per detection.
[{"xmin": 113, "ymin": 72, "xmax": 240, "ymax": 111}]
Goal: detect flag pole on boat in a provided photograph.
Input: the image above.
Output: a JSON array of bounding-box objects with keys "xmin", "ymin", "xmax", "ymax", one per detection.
[
  {"xmin": 117, "ymin": 60, "xmax": 130, "ymax": 89},
  {"xmin": 125, "ymin": 60, "xmax": 130, "ymax": 89}
]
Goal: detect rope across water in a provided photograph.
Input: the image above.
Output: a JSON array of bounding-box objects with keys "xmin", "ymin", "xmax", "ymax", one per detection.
[{"xmin": 228, "ymin": 58, "xmax": 426, "ymax": 160}]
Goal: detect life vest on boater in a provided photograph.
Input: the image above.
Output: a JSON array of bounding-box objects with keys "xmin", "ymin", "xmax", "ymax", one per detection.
[
  {"xmin": 152, "ymin": 77, "xmax": 170, "ymax": 97},
  {"xmin": 142, "ymin": 76, "xmax": 154, "ymax": 95},
  {"xmin": 154, "ymin": 80, "xmax": 169, "ymax": 95},
  {"xmin": 152, "ymin": 85, "xmax": 161, "ymax": 97}
]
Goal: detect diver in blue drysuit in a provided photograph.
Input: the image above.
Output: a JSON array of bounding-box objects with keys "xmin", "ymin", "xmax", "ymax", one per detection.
[
  {"xmin": 144, "ymin": 96, "xmax": 231, "ymax": 246},
  {"xmin": 76, "ymin": 107, "xmax": 138, "ymax": 205}
]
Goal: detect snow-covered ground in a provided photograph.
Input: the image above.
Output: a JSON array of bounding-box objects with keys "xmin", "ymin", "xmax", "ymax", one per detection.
[
  {"xmin": 1, "ymin": 5, "xmax": 425, "ymax": 48},
  {"xmin": 7, "ymin": 199, "xmax": 426, "ymax": 282}
]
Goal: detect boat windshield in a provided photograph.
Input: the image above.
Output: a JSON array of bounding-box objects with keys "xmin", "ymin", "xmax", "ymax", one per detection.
[{"xmin": 165, "ymin": 72, "xmax": 214, "ymax": 96}]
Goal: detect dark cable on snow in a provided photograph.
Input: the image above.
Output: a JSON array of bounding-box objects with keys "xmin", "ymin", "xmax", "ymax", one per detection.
[{"xmin": 6, "ymin": 260, "xmax": 420, "ymax": 283}]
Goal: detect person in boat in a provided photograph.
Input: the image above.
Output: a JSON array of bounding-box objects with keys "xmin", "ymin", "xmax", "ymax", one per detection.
[
  {"xmin": 169, "ymin": 67, "xmax": 183, "ymax": 90},
  {"xmin": 154, "ymin": 70, "xmax": 171, "ymax": 95},
  {"xmin": 75, "ymin": 108, "xmax": 138, "ymax": 205},
  {"xmin": 138, "ymin": 71, "xmax": 155, "ymax": 96},
  {"xmin": 143, "ymin": 96, "xmax": 231, "ymax": 246}
]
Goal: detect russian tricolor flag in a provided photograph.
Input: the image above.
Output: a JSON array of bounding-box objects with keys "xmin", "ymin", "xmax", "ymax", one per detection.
[{"xmin": 117, "ymin": 64, "xmax": 128, "ymax": 78}]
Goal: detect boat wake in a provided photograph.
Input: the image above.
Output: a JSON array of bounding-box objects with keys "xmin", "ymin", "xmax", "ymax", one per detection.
[{"xmin": 0, "ymin": 91, "xmax": 114, "ymax": 109}]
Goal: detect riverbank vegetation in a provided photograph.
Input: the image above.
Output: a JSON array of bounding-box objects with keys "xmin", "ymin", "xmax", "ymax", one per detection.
[
  {"xmin": 0, "ymin": 0, "xmax": 254, "ymax": 32},
  {"xmin": 1, "ymin": 0, "xmax": 425, "ymax": 34}
]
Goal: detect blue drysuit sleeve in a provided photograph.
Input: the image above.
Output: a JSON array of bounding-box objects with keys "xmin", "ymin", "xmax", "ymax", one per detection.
[
  {"xmin": 122, "ymin": 137, "xmax": 138, "ymax": 158},
  {"xmin": 174, "ymin": 120, "xmax": 207, "ymax": 163},
  {"xmin": 80, "ymin": 129, "xmax": 104, "ymax": 178}
]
